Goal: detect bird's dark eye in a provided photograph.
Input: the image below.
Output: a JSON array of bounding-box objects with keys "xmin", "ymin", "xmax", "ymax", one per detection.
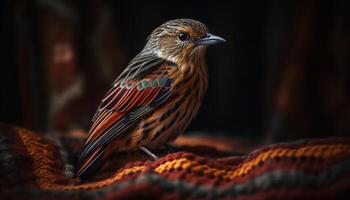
[{"xmin": 178, "ymin": 32, "xmax": 189, "ymax": 41}]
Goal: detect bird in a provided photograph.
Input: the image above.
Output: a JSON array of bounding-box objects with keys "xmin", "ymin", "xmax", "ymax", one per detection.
[{"xmin": 77, "ymin": 19, "xmax": 225, "ymax": 178}]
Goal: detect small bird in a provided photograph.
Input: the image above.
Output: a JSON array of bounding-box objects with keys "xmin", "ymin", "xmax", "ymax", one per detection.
[{"xmin": 77, "ymin": 19, "xmax": 225, "ymax": 177}]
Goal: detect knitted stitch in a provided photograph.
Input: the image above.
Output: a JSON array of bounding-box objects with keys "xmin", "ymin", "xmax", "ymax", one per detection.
[{"xmin": 1, "ymin": 124, "xmax": 349, "ymax": 199}]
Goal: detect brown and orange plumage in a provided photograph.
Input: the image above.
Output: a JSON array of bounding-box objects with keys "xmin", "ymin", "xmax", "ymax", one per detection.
[{"xmin": 77, "ymin": 19, "xmax": 225, "ymax": 177}]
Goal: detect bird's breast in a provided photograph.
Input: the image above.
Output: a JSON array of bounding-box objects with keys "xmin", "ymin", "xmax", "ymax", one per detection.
[{"xmin": 128, "ymin": 62, "xmax": 208, "ymax": 149}]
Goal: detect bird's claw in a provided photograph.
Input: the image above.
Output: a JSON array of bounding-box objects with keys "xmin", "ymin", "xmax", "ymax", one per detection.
[{"xmin": 164, "ymin": 143, "xmax": 175, "ymax": 154}]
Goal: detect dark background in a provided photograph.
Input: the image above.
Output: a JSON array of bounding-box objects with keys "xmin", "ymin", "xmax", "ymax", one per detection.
[{"xmin": 1, "ymin": 0, "xmax": 350, "ymax": 141}]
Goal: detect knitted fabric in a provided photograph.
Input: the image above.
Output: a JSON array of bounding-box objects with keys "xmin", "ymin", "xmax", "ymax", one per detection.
[{"xmin": 1, "ymin": 124, "xmax": 349, "ymax": 199}]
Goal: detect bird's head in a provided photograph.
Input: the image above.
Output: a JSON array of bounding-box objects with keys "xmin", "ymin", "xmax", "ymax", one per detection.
[{"xmin": 144, "ymin": 19, "xmax": 226, "ymax": 65}]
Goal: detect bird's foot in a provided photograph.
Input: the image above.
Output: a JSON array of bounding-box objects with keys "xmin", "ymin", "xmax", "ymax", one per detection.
[
  {"xmin": 139, "ymin": 146, "xmax": 158, "ymax": 160},
  {"xmin": 164, "ymin": 143, "xmax": 175, "ymax": 154}
]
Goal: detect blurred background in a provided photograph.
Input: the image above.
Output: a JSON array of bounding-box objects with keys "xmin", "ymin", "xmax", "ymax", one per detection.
[{"xmin": 1, "ymin": 0, "xmax": 350, "ymax": 142}]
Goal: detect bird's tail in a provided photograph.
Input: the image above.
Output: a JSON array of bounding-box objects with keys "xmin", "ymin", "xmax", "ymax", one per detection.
[{"xmin": 76, "ymin": 148, "xmax": 103, "ymax": 179}]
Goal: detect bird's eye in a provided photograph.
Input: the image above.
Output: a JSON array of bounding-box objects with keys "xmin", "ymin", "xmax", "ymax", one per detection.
[{"xmin": 178, "ymin": 32, "xmax": 190, "ymax": 41}]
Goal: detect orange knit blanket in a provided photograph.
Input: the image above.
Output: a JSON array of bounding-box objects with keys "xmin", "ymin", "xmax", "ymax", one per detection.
[{"xmin": 1, "ymin": 124, "xmax": 349, "ymax": 199}]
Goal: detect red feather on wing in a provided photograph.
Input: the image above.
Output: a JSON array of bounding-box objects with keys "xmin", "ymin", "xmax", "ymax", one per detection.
[
  {"xmin": 77, "ymin": 57, "xmax": 176, "ymax": 177},
  {"xmin": 85, "ymin": 82, "xmax": 163, "ymax": 145}
]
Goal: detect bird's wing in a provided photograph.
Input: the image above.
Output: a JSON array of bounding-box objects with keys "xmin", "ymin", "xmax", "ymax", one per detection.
[{"xmin": 77, "ymin": 55, "xmax": 176, "ymax": 176}]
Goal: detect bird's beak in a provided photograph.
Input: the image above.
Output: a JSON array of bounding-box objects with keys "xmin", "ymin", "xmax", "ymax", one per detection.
[{"xmin": 195, "ymin": 33, "xmax": 226, "ymax": 45}]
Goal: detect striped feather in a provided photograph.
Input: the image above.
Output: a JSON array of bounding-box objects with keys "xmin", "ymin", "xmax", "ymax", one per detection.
[{"xmin": 77, "ymin": 56, "xmax": 176, "ymax": 177}]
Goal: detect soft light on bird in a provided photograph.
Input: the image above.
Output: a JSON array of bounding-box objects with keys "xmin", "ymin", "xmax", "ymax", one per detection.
[{"xmin": 77, "ymin": 19, "xmax": 226, "ymax": 178}]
